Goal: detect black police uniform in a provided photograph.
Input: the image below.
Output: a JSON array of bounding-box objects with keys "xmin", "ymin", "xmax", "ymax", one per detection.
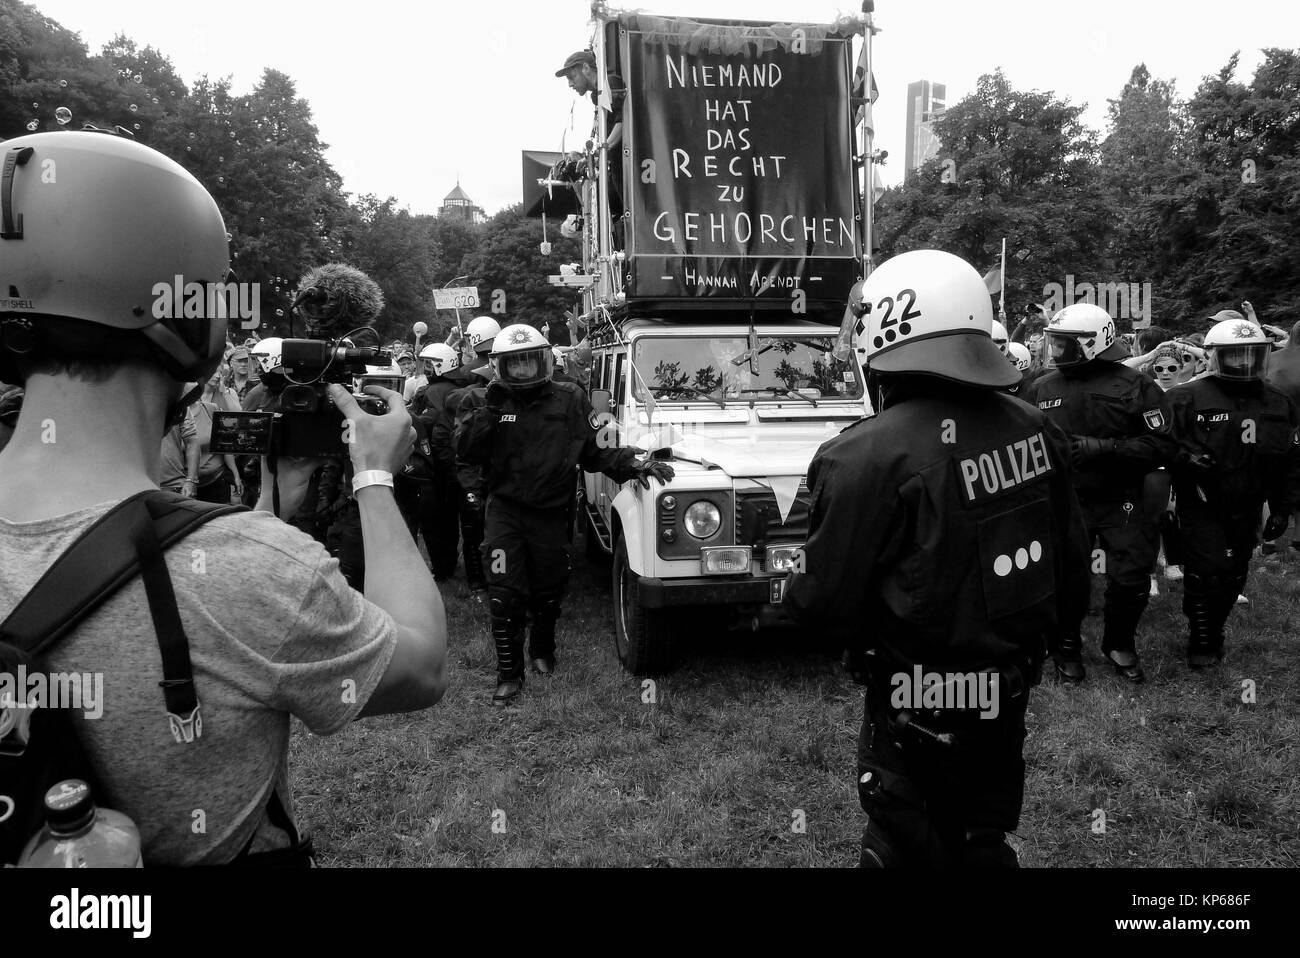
[
  {"xmin": 455, "ymin": 378, "xmax": 642, "ymax": 681},
  {"xmin": 1166, "ymin": 375, "xmax": 1300, "ymax": 661},
  {"xmin": 446, "ymin": 358, "xmax": 493, "ymax": 592},
  {"xmin": 785, "ymin": 383, "xmax": 1090, "ymax": 867},
  {"xmin": 1022, "ymin": 361, "xmax": 1177, "ymax": 675},
  {"xmin": 407, "ymin": 373, "xmax": 463, "ymax": 580}
]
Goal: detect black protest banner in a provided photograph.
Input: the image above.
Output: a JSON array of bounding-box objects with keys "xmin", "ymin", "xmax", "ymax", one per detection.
[{"xmin": 625, "ymin": 27, "xmax": 857, "ymax": 308}]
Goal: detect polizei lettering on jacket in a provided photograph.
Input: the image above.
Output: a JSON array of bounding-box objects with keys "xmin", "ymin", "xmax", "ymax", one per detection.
[{"xmin": 957, "ymin": 433, "xmax": 1054, "ymax": 505}]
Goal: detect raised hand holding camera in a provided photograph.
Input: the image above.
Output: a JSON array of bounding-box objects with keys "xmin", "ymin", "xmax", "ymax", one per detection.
[{"xmin": 327, "ymin": 384, "xmax": 416, "ymax": 477}]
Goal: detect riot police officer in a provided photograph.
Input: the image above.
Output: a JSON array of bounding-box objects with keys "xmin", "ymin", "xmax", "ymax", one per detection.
[
  {"xmin": 411, "ymin": 342, "xmax": 464, "ymax": 581},
  {"xmin": 1022, "ymin": 303, "xmax": 1178, "ymax": 684},
  {"xmin": 445, "ymin": 316, "xmax": 501, "ymax": 596},
  {"xmin": 455, "ymin": 324, "xmax": 674, "ymax": 705},
  {"xmin": 785, "ymin": 250, "xmax": 1091, "ymax": 868},
  {"xmin": 1166, "ymin": 319, "xmax": 1300, "ymax": 667}
]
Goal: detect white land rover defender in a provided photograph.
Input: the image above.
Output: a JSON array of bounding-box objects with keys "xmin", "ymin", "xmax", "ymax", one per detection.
[{"xmin": 582, "ymin": 318, "xmax": 867, "ymax": 673}]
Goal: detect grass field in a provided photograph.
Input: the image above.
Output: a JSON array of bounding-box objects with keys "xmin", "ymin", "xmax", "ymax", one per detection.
[{"xmin": 289, "ymin": 530, "xmax": 1300, "ymax": 867}]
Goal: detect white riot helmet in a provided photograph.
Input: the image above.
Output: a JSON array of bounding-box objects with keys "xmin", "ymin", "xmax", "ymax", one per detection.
[
  {"xmin": 418, "ymin": 342, "xmax": 460, "ymax": 376},
  {"xmin": 249, "ymin": 337, "xmax": 283, "ymax": 375},
  {"xmin": 854, "ymin": 249, "xmax": 1018, "ymax": 389},
  {"xmin": 1203, "ymin": 319, "xmax": 1270, "ymax": 381},
  {"xmin": 466, "ymin": 316, "xmax": 502, "ymax": 355},
  {"xmin": 1044, "ymin": 303, "xmax": 1126, "ymax": 368},
  {"xmin": 991, "ymin": 320, "xmax": 1009, "ymax": 355},
  {"xmin": 1007, "ymin": 342, "xmax": 1032, "ymax": 372},
  {"xmin": 489, "ymin": 323, "xmax": 552, "ymax": 388}
]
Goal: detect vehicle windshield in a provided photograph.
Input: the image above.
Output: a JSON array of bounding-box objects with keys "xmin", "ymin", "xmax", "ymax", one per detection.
[{"xmin": 631, "ymin": 335, "xmax": 863, "ymax": 401}]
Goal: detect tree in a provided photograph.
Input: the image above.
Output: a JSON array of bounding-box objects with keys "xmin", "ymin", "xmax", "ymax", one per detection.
[
  {"xmin": 336, "ymin": 195, "xmax": 441, "ymax": 343},
  {"xmin": 874, "ymin": 71, "xmax": 1113, "ymax": 320},
  {"xmin": 1156, "ymin": 50, "xmax": 1300, "ymax": 323},
  {"xmin": 457, "ymin": 204, "xmax": 582, "ymax": 329},
  {"xmin": 1099, "ymin": 64, "xmax": 1194, "ymax": 326}
]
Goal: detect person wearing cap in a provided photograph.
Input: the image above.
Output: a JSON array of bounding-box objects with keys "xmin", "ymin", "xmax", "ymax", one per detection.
[
  {"xmin": 1164, "ymin": 317, "xmax": 1300, "ymax": 667},
  {"xmin": 555, "ymin": 50, "xmax": 624, "ymax": 150},
  {"xmin": 784, "ymin": 251, "xmax": 1090, "ymax": 868},
  {"xmin": 1021, "ymin": 304, "xmax": 1178, "ymax": 684},
  {"xmin": 556, "ymin": 48, "xmax": 626, "ymax": 229},
  {"xmin": 224, "ymin": 345, "xmax": 259, "ymax": 401}
]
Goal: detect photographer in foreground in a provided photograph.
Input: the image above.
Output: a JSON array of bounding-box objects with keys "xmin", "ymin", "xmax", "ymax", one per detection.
[{"xmin": 0, "ymin": 131, "xmax": 447, "ymax": 866}]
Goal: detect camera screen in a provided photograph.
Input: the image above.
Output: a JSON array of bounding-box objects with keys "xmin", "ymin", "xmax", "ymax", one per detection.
[
  {"xmin": 210, "ymin": 411, "xmax": 275, "ymax": 455},
  {"xmin": 356, "ymin": 373, "xmax": 404, "ymax": 394}
]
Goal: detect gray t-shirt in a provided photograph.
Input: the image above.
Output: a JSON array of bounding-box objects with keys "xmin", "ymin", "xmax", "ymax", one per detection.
[{"xmin": 0, "ymin": 500, "xmax": 397, "ymax": 866}]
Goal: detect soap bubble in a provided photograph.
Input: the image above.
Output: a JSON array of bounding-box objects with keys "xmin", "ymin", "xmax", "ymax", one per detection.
[
  {"xmin": 229, "ymin": 131, "xmax": 236, "ymax": 139},
  {"xmin": 55, "ymin": 107, "xmax": 72, "ymax": 125},
  {"xmin": 134, "ymin": 75, "xmax": 142, "ymax": 84},
  {"xmin": 188, "ymin": 132, "xmax": 196, "ymax": 140},
  {"xmin": 26, "ymin": 119, "xmax": 39, "ymax": 131},
  {"xmin": 133, "ymin": 123, "xmax": 141, "ymax": 130},
  {"xmin": 59, "ymin": 79, "xmax": 68, "ymax": 88},
  {"xmin": 218, "ymin": 176, "xmax": 225, "ymax": 183},
  {"xmin": 129, "ymin": 103, "xmax": 138, "ymax": 112},
  {"xmin": 225, "ymin": 232, "xmax": 232, "ymax": 241},
  {"xmin": 275, "ymin": 309, "xmax": 284, "ymax": 317}
]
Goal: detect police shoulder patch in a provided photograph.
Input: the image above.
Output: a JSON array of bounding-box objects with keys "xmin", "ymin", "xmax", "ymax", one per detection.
[{"xmin": 1143, "ymin": 409, "xmax": 1166, "ymax": 430}]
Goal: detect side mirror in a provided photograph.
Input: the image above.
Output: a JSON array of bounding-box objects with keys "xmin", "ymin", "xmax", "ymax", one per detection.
[{"xmin": 591, "ymin": 388, "xmax": 613, "ymax": 415}]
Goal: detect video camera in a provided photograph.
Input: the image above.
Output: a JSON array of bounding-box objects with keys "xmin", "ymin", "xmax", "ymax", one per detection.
[{"xmin": 210, "ymin": 337, "xmax": 400, "ymax": 459}]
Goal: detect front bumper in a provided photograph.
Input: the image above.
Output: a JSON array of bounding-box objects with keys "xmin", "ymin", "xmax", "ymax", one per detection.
[{"xmin": 637, "ymin": 574, "xmax": 787, "ymax": 609}]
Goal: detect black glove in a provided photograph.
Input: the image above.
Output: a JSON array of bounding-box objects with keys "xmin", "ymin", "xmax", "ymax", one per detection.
[
  {"xmin": 485, "ymin": 381, "xmax": 510, "ymax": 410},
  {"xmin": 1069, "ymin": 436, "xmax": 1116, "ymax": 465},
  {"xmin": 1263, "ymin": 513, "xmax": 1289, "ymax": 541},
  {"xmin": 635, "ymin": 460, "xmax": 675, "ymax": 489}
]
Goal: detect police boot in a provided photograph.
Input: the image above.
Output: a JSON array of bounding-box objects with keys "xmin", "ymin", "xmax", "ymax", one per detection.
[
  {"xmin": 490, "ymin": 597, "xmax": 525, "ymax": 705},
  {"xmin": 1183, "ymin": 577, "xmax": 1221, "ymax": 670},
  {"xmin": 859, "ymin": 817, "xmax": 902, "ymax": 868},
  {"xmin": 1102, "ymin": 586, "xmax": 1147, "ymax": 683},
  {"xmin": 528, "ymin": 589, "xmax": 562, "ymax": 676},
  {"xmin": 1053, "ymin": 631, "xmax": 1086, "ymax": 684},
  {"xmin": 961, "ymin": 828, "xmax": 1020, "ymax": 869}
]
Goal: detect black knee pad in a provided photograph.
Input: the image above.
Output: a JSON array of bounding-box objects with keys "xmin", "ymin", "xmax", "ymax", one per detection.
[
  {"xmin": 529, "ymin": 588, "xmax": 565, "ymax": 621},
  {"xmin": 489, "ymin": 593, "xmax": 525, "ymax": 630}
]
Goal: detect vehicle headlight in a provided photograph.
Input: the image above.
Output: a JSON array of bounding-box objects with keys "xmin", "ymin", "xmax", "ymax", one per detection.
[{"xmin": 684, "ymin": 500, "xmax": 721, "ymax": 539}]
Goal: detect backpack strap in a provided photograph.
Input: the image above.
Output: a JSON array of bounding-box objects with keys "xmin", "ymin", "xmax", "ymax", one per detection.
[{"xmin": 0, "ymin": 490, "xmax": 244, "ymax": 657}]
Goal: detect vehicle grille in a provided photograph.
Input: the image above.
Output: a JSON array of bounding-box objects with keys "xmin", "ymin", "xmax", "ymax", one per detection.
[{"xmin": 735, "ymin": 485, "xmax": 811, "ymax": 550}]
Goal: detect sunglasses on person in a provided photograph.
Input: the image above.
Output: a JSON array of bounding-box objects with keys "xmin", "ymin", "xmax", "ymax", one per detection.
[{"xmin": 1153, "ymin": 363, "xmax": 1179, "ymax": 374}]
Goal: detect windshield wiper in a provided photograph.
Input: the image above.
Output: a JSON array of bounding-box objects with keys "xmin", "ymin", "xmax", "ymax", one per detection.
[
  {"xmin": 738, "ymin": 386, "xmax": 819, "ymax": 407},
  {"xmin": 649, "ymin": 384, "xmax": 726, "ymax": 408}
]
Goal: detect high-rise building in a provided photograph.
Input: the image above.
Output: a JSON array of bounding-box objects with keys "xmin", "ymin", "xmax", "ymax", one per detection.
[
  {"xmin": 904, "ymin": 80, "xmax": 947, "ymax": 179},
  {"xmin": 440, "ymin": 181, "xmax": 485, "ymax": 224}
]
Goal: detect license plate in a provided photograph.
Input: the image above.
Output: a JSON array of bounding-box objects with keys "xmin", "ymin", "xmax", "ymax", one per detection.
[{"xmin": 770, "ymin": 577, "xmax": 786, "ymax": 604}]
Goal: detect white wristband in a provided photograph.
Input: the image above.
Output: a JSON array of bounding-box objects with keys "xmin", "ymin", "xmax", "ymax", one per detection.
[{"xmin": 351, "ymin": 470, "xmax": 394, "ymax": 494}]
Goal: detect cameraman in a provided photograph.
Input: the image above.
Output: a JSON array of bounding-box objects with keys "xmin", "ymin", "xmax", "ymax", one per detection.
[{"xmin": 0, "ymin": 132, "xmax": 447, "ymax": 866}]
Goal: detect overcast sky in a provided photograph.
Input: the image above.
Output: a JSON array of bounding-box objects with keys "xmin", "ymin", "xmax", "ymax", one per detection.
[{"xmin": 29, "ymin": 0, "xmax": 1298, "ymax": 216}]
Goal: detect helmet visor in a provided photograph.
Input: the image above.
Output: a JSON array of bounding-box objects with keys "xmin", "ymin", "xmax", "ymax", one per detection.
[
  {"xmin": 497, "ymin": 348, "xmax": 551, "ymax": 387},
  {"xmin": 1045, "ymin": 331, "xmax": 1088, "ymax": 368},
  {"xmin": 1209, "ymin": 344, "xmax": 1269, "ymax": 381}
]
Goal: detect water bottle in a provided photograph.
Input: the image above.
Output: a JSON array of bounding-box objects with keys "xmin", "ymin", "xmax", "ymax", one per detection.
[{"xmin": 17, "ymin": 779, "xmax": 142, "ymax": 868}]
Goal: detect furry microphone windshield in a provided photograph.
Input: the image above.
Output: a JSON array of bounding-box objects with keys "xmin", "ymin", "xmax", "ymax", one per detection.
[{"xmin": 292, "ymin": 263, "xmax": 385, "ymax": 338}]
